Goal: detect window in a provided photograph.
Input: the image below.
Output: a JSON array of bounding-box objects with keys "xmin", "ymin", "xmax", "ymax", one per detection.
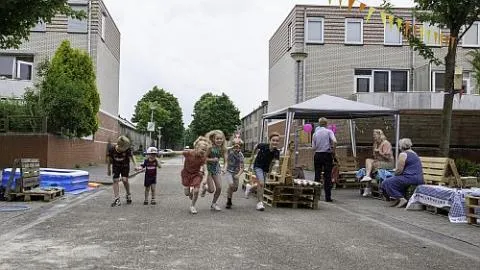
[
  {"xmin": 432, "ymin": 71, "xmax": 445, "ymax": 92},
  {"xmin": 305, "ymin": 17, "xmax": 324, "ymax": 44},
  {"xmin": 354, "ymin": 69, "xmax": 408, "ymax": 93},
  {"xmin": 373, "ymin": 71, "xmax": 389, "ymax": 92},
  {"xmin": 423, "ymin": 23, "xmax": 442, "ymax": 46},
  {"xmin": 31, "ymin": 21, "xmax": 46, "ymax": 32},
  {"xmin": 462, "ymin": 22, "xmax": 480, "ymax": 47},
  {"xmin": 391, "ymin": 71, "xmax": 408, "ymax": 92},
  {"xmin": 288, "ymin": 22, "xmax": 294, "ymax": 49},
  {"xmin": 384, "ymin": 24, "xmax": 402, "ymax": 45},
  {"xmin": 463, "ymin": 72, "xmax": 472, "ymax": 94},
  {"xmin": 0, "ymin": 55, "xmax": 34, "ymax": 80},
  {"xmin": 101, "ymin": 13, "xmax": 107, "ymax": 40},
  {"xmin": 0, "ymin": 56, "xmax": 14, "ymax": 79},
  {"xmin": 345, "ymin": 18, "xmax": 363, "ymax": 45},
  {"xmin": 68, "ymin": 5, "xmax": 88, "ymax": 33}
]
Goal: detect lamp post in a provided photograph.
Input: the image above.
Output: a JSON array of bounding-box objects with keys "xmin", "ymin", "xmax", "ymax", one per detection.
[
  {"xmin": 149, "ymin": 103, "xmax": 156, "ymax": 147},
  {"xmin": 290, "ymin": 51, "xmax": 308, "ymax": 167}
]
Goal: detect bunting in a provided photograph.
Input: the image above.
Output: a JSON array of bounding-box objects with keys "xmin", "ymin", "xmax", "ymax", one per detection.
[
  {"xmin": 380, "ymin": 11, "xmax": 387, "ymax": 27},
  {"xmin": 348, "ymin": 0, "xmax": 355, "ymax": 11},
  {"xmin": 366, "ymin": 7, "xmax": 375, "ymax": 23},
  {"xmin": 359, "ymin": 3, "xmax": 367, "ymax": 12},
  {"xmin": 339, "ymin": 0, "xmax": 343, "ymax": 8},
  {"xmin": 328, "ymin": 0, "xmax": 332, "ymax": 5},
  {"xmin": 388, "ymin": 14, "xmax": 394, "ymax": 29}
]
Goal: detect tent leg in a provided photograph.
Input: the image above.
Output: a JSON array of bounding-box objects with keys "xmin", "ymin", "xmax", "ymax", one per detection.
[
  {"xmin": 259, "ymin": 118, "xmax": 266, "ymax": 144},
  {"xmin": 294, "ymin": 119, "xmax": 299, "ymax": 166},
  {"xmin": 283, "ymin": 112, "xmax": 294, "ymax": 154},
  {"xmin": 349, "ymin": 120, "xmax": 356, "ymax": 158},
  {"xmin": 394, "ymin": 114, "xmax": 400, "ymax": 167}
]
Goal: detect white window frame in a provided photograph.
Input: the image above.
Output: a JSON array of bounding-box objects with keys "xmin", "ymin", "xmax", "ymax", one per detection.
[
  {"xmin": 101, "ymin": 13, "xmax": 107, "ymax": 41},
  {"xmin": 462, "ymin": 72, "xmax": 472, "ymax": 94},
  {"xmin": 384, "ymin": 24, "xmax": 402, "ymax": 46},
  {"xmin": 423, "ymin": 22, "xmax": 442, "ymax": 47},
  {"xmin": 288, "ymin": 22, "xmax": 294, "ymax": 49},
  {"xmin": 305, "ymin": 17, "xmax": 324, "ymax": 44},
  {"xmin": 354, "ymin": 75, "xmax": 373, "ymax": 93},
  {"xmin": 431, "ymin": 71, "xmax": 445, "ymax": 92},
  {"xmin": 68, "ymin": 5, "xmax": 88, "ymax": 33},
  {"xmin": 354, "ymin": 69, "xmax": 409, "ymax": 93},
  {"xmin": 16, "ymin": 60, "xmax": 33, "ymax": 81},
  {"xmin": 461, "ymin": 21, "xmax": 480, "ymax": 48},
  {"xmin": 345, "ymin": 18, "xmax": 364, "ymax": 45}
]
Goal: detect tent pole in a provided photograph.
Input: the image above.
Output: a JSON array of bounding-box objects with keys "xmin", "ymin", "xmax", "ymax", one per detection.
[
  {"xmin": 259, "ymin": 118, "xmax": 266, "ymax": 144},
  {"xmin": 294, "ymin": 118, "xmax": 299, "ymax": 166},
  {"xmin": 349, "ymin": 119, "xmax": 356, "ymax": 158},
  {"xmin": 395, "ymin": 114, "xmax": 400, "ymax": 166},
  {"xmin": 283, "ymin": 112, "xmax": 294, "ymax": 154},
  {"xmin": 352, "ymin": 120, "xmax": 357, "ymax": 158}
]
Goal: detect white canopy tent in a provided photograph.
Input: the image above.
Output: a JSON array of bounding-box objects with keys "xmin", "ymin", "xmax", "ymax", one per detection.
[{"xmin": 259, "ymin": 95, "xmax": 401, "ymax": 164}]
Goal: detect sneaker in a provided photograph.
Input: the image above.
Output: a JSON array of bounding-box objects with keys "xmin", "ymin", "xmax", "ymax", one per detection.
[
  {"xmin": 360, "ymin": 176, "xmax": 372, "ymax": 182},
  {"xmin": 190, "ymin": 206, "xmax": 198, "ymax": 214},
  {"xmin": 256, "ymin": 202, "xmax": 265, "ymax": 211},
  {"xmin": 126, "ymin": 194, "xmax": 132, "ymax": 204},
  {"xmin": 150, "ymin": 199, "xmax": 156, "ymax": 205},
  {"xmin": 362, "ymin": 187, "xmax": 372, "ymax": 197},
  {"xmin": 396, "ymin": 198, "xmax": 408, "ymax": 208},
  {"xmin": 245, "ymin": 184, "xmax": 252, "ymax": 199},
  {"xmin": 211, "ymin": 203, "xmax": 221, "ymax": 211},
  {"xmin": 111, "ymin": 197, "xmax": 121, "ymax": 207},
  {"xmin": 143, "ymin": 200, "xmax": 148, "ymax": 205}
]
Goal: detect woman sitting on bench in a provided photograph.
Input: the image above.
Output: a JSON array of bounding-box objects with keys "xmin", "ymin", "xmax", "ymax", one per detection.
[
  {"xmin": 381, "ymin": 138, "xmax": 424, "ymax": 208},
  {"xmin": 360, "ymin": 129, "xmax": 395, "ymax": 196}
]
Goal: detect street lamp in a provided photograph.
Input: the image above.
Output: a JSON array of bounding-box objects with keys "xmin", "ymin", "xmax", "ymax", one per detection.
[
  {"xmin": 290, "ymin": 51, "xmax": 307, "ymax": 167},
  {"xmin": 149, "ymin": 103, "xmax": 156, "ymax": 147},
  {"xmin": 290, "ymin": 51, "xmax": 308, "ymax": 104}
]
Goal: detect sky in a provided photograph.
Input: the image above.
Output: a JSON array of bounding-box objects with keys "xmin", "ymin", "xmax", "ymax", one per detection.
[{"xmin": 103, "ymin": 0, "xmax": 414, "ymax": 127}]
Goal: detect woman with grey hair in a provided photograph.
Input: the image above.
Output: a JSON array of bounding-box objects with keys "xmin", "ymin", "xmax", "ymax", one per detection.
[{"xmin": 381, "ymin": 138, "xmax": 424, "ymax": 208}]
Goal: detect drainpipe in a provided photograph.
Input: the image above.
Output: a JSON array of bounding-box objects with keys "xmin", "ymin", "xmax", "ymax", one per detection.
[
  {"xmin": 87, "ymin": 0, "xmax": 92, "ymax": 56},
  {"xmin": 410, "ymin": 15, "xmax": 416, "ymax": 92}
]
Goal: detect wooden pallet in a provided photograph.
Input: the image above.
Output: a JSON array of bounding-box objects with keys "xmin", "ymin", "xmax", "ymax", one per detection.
[
  {"xmin": 466, "ymin": 195, "xmax": 480, "ymax": 225},
  {"xmin": 7, "ymin": 187, "xmax": 64, "ymax": 202},
  {"xmin": 263, "ymin": 184, "xmax": 321, "ymax": 210},
  {"xmin": 337, "ymin": 156, "xmax": 359, "ymax": 188}
]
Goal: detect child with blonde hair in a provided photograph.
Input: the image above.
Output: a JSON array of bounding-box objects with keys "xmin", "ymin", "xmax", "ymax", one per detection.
[
  {"xmin": 178, "ymin": 136, "xmax": 211, "ymax": 214},
  {"xmin": 224, "ymin": 137, "xmax": 245, "ymax": 209},
  {"xmin": 201, "ymin": 130, "xmax": 228, "ymax": 211}
]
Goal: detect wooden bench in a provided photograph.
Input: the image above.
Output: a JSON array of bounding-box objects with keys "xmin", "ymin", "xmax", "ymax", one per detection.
[
  {"xmin": 362, "ymin": 156, "xmax": 462, "ymax": 199},
  {"xmin": 336, "ymin": 156, "xmax": 359, "ymax": 188}
]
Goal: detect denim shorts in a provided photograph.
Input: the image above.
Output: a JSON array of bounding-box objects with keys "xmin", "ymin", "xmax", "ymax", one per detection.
[{"xmin": 254, "ymin": 167, "xmax": 267, "ymax": 182}]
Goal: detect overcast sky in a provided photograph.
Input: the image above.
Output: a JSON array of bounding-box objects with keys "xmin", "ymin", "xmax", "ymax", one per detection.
[{"xmin": 103, "ymin": 0, "xmax": 413, "ymax": 126}]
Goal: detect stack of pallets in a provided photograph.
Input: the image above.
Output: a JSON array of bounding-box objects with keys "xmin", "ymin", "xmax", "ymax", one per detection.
[{"xmin": 466, "ymin": 195, "xmax": 480, "ymax": 226}]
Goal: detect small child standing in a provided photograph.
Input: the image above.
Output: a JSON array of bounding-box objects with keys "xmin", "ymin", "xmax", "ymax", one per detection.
[
  {"xmin": 224, "ymin": 138, "xmax": 245, "ymax": 209},
  {"xmin": 179, "ymin": 136, "xmax": 211, "ymax": 214},
  {"xmin": 107, "ymin": 136, "xmax": 137, "ymax": 207},
  {"xmin": 136, "ymin": 147, "xmax": 162, "ymax": 205}
]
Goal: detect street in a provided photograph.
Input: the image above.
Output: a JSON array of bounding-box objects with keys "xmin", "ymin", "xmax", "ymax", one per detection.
[{"xmin": 0, "ymin": 156, "xmax": 479, "ymax": 270}]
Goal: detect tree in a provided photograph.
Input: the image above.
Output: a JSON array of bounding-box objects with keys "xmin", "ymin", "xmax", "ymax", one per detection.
[
  {"xmin": 132, "ymin": 87, "xmax": 184, "ymax": 149},
  {"xmin": 183, "ymin": 128, "xmax": 196, "ymax": 149},
  {"xmin": 190, "ymin": 92, "xmax": 241, "ymax": 139},
  {"xmin": 0, "ymin": 0, "xmax": 85, "ymax": 49},
  {"xmin": 468, "ymin": 50, "xmax": 480, "ymax": 94},
  {"xmin": 384, "ymin": 0, "xmax": 480, "ymax": 156},
  {"xmin": 39, "ymin": 40, "xmax": 100, "ymax": 137}
]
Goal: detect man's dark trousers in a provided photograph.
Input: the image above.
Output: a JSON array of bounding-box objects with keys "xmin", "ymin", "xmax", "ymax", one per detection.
[{"xmin": 314, "ymin": 152, "xmax": 333, "ymax": 201}]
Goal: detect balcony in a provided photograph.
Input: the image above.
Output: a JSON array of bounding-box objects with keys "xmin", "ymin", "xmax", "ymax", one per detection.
[{"xmin": 353, "ymin": 92, "xmax": 480, "ymax": 110}]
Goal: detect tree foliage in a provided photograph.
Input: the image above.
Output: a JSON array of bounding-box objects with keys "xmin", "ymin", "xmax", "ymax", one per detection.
[
  {"xmin": 384, "ymin": 0, "xmax": 480, "ymax": 156},
  {"xmin": 183, "ymin": 128, "xmax": 196, "ymax": 149},
  {"xmin": 0, "ymin": 0, "xmax": 85, "ymax": 49},
  {"xmin": 132, "ymin": 86, "xmax": 184, "ymax": 149},
  {"xmin": 39, "ymin": 40, "xmax": 100, "ymax": 137},
  {"xmin": 190, "ymin": 92, "xmax": 241, "ymax": 139}
]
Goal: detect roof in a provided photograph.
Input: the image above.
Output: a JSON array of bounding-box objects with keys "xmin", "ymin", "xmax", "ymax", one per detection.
[
  {"xmin": 263, "ymin": 95, "xmax": 399, "ymax": 120},
  {"xmin": 118, "ymin": 116, "xmax": 136, "ymax": 129}
]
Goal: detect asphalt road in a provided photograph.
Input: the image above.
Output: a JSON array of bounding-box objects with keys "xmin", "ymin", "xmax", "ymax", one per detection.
[{"xmin": 0, "ymin": 156, "xmax": 479, "ymax": 270}]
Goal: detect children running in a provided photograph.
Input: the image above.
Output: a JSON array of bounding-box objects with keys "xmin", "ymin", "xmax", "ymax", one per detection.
[
  {"xmin": 107, "ymin": 135, "xmax": 137, "ymax": 207},
  {"xmin": 224, "ymin": 138, "xmax": 245, "ymax": 209},
  {"xmin": 202, "ymin": 130, "xmax": 228, "ymax": 211},
  {"xmin": 136, "ymin": 147, "xmax": 162, "ymax": 205},
  {"xmin": 180, "ymin": 136, "xmax": 211, "ymax": 214}
]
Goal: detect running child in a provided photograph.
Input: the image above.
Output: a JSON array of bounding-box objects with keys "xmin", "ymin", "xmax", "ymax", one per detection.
[
  {"xmin": 136, "ymin": 147, "xmax": 162, "ymax": 205},
  {"xmin": 179, "ymin": 136, "xmax": 210, "ymax": 214},
  {"xmin": 201, "ymin": 130, "xmax": 228, "ymax": 211},
  {"xmin": 224, "ymin": 138, "xmax": 245, "ymax": 209},
  {"xmin": 107, "ymin": 135, "xmax": 137, "ymax": 207}
]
